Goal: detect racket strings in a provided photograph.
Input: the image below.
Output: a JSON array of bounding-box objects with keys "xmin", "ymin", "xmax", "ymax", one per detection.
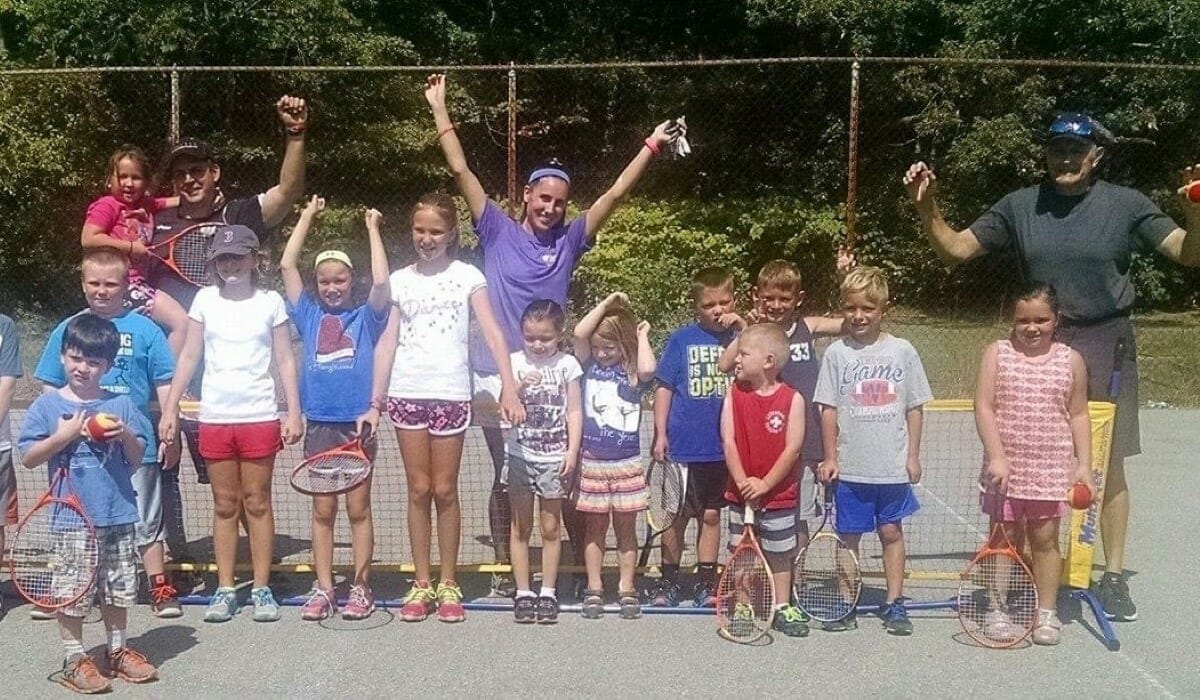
[
  {"xmin": 172, "ymin": 232, "xmax": 212, "ymax": 284},
  {"xmin": 795, "ymin": 536, "xmax": 861, "ymax": 621},
  {"xmin": 958, "ymin": 551, "xmax": 1038, "ymax": 647},
  {"xmin": 11, "ymin": 502, "xmax": 98, "ymax": 608},
  {"xmin": 645, "ymin": 462, "xmax": 682, "ymax": 532},
  {"xmin": 716, "ymin": 547, "xmax": 773, "ymax": 640},
  {"xmin": 291, "ymin": 452, "xmax": 371, "ymax": 494}
]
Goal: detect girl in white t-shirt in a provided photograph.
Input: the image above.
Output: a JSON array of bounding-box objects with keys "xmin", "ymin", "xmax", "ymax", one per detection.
[
  {"xmin": 369, "ymin": 193, "xmax": 521, "ymax": 624},
  {"xmin": 160, "ymin": 225, "xmax": 302, "ymax": 625}
]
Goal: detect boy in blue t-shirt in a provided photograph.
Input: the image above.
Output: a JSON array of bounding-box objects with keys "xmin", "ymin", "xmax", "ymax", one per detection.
[
  {"xmin": 20, "ymin": 314, "xmax": 157, "ymax": 693},
  {"xmin": 34, "ymin": 249, "xmax": 179, "ymax": 618},
  {"xmin": 650, "ymin": 267, "xmax": 737, "ymax": 607}
]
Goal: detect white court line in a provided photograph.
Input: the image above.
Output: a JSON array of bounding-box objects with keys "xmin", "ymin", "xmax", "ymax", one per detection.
[{"xmin": 1113, "ymin": 649, "xmax": 1178, "ymax": 699}]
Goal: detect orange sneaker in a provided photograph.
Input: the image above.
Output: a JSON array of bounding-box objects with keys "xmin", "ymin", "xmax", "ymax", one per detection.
[
  {"xmin": 108, "ymin": 647, "xmax": 158, "ymax": 683},
  {"xmin": 59, "ymin": 656, "xmax": 111, "ymax": 694}
]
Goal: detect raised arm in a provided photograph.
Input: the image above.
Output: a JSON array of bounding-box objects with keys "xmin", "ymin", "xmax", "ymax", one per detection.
[
  {"xmin": 280, "ymin": 195, "xmax": 323, "ymax": 304},
  {"xmin": 260, "ymin": 95, "xmax": 309, "ymax": 227},
  {"xmin": 635, "ymin": 321, "xmax": 656, "ymax": 385},
  {"xmin": 584, "ymin": 120, "xmax": 675, "ymax": 244},
  {"xmin": 424, "ymin": 74, "xmax": 487, "ymax": 221},
  {"xmin": 902, "ymin": 161, "xmax": 985, "ymax": 265},
  {"xmin": 364, "ymin": 209, "xmax": 391, "ymax": 312},
  {"xmin": 1159, "ymin": 166, "xmax": 1200, "ymax": 267},
  {"xmin": 572, "ymin": 292, "xmax": 627, "ymax": 362}
]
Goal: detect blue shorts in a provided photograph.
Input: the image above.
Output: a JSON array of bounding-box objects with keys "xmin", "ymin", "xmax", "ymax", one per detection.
[{"xmin": 834, "ymin": 481, "xmax": 919, "ymax": 534}]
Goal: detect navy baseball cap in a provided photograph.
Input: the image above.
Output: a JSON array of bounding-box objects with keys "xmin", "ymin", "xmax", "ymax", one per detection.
[
  {"xmin": 1044, "ymin": 112, "xmax": 1114, "ymax": 147},
  {"xmin": 166, "ymin": 138, "xmax": 217, "ymax": 169},
  {"xmin": 207, "ymin": 225, "xmax": 259, "ymax": 259}
]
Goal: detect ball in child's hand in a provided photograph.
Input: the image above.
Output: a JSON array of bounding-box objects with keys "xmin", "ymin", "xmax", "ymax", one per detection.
[
  {"xmin": 85, "ymin": 413, "xmax": 120, "ymax": 442},
  {"xmin": 1067, "ymin": 481, "xmax": 1093, "ymax": 510}
]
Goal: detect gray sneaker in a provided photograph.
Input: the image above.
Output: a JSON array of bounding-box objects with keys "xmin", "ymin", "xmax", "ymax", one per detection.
[
  {"xmin": 204, "ymin": 587, "xmax": 239, "ymax": 623},
  {"xmin": 251, "ymin": 586, "xmax": 282, "ymax": 622}
]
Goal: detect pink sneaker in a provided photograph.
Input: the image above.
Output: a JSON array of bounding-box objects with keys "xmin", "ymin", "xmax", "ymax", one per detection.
[
  {"xmin": 400, "ymin": 580, "xmax": 436, "ymax": 622},
  {"xmin": 436, "ymin": 580, "xmax": 466, "ymax": 623},
  {"xmin": 300, "ymin": 586, "xmax": 336, "ymax": 621},
  {"xmin": 342, "ymin": 584, "xmax": 375, "ymax": 621}
]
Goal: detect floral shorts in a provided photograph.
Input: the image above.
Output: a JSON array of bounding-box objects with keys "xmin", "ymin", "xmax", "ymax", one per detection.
[{"xmin": 387, "ymin": 398, "xmax": 471, "ymax": 436}]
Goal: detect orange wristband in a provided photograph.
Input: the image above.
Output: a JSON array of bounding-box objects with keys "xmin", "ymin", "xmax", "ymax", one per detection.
[{"xmin": 644, "ymin": 137, "xmax": 661, "ymax": 155}]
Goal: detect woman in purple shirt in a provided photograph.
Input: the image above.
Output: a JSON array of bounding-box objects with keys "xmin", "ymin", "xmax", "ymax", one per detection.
[{"xmin": 425, "ymin": 73, "xmax": 679, "ymax": 593}]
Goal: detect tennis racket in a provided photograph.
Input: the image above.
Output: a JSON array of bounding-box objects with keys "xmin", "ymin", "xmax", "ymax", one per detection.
[
  {"xmin": 716, "ymin": 505, "xmax": 776, "ymax": 643},
  {"xmin": 957, "ymin": 498, "xmax": 1038, "ymax": 648},
  {"xmin": 289, "ymin": 433, "xmax": 374, "ymax": 496},
  {"xmin": 793, "ymin": 482, "xmax": 861, "ymax": 623},
  {"xmin": 9, "ymin": 467, "xmax": 99, "ymax": 609},
  {"xmin": 146, "ymin": 222, "xmax": 216, "ymax": 286},
  {"xmin": 636, "ymin": 459, "xmax": 684, "ymax": 568}
]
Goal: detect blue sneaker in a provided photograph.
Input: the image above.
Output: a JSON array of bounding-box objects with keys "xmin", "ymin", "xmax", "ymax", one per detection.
[
  {"xmin": 203, "ymin": 586, "xmax": 239, "ymax": 623},
  {"xmin": 880, "ymin": 598, "xmax": 913, "ymax": 636},
  {"xmin": 692, "ymin": 581, "xmax": 717, "ymax": 608},
  {"xmin": 251, "ymin": 586, "xmax": 281, "ymax": 622}
]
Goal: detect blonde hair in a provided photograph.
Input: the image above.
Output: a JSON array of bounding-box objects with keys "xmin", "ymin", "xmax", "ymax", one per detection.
[
  {"xmin": 840, "ymin": 265, "xmax": 889, "ymax": 305},
  {"xmin": 591, "ymin": 298, "xmax": 640, "ymax": 376},
  {"xmin": 756, "ymin": 259, "xmax": 802, "ymax": 295},
  {"xmin": 80, "ymin": 248, "xmax": 130, "ymax": 277},
  {"xmin": 741, "ymin": 323, "xmax": 790, "ymax": 371},
  {"xmin": 690, "ymin": 266, "xmax": 735, "ymax": 304}
]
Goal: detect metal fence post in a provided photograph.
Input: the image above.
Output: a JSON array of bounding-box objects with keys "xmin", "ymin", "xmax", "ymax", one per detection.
[
  {"xmin": 170, "ymin": 67, "xmax": 181, "ymax": 145},
  {"xmin": 846, "ymin": 60, "xmax": 861, "ymax": 250},
  {"xmin": 507, "ymin": 63, "xmax": 518, "ymax": 216}
]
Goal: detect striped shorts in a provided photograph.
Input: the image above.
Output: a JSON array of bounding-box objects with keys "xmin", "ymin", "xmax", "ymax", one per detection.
[
  {"xmin": 574, "ymin": 456, "xmax": 649, "ymax": 514},
  {"xmin": 59, "ymin": 524, "xmax": 139, "ymax": 618},
  {"xmin": 728, "ymin": 507, "xmax": 798, "ymax": 556}
]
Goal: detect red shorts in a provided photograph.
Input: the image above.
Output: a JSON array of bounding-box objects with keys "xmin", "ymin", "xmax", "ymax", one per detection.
[
  {"xmin": 198, "ymin": 421, "xmax": 282, "ymax": 461},
  {"xmin": 980, "ymin": 493, "xmax": 1069, "ymax": 523}
]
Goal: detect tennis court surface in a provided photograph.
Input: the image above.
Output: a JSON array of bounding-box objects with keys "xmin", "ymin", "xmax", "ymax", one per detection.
[{"xmin": 0, "ymin": 409, "xmax": 1196, "ymax": 697}]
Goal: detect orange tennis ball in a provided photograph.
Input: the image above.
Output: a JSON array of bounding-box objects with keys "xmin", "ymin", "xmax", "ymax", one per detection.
[
  {"xmin": 1067, "ymin": 481, "xmax": 1093, "ymax": 510},
  {"xmin": 85, "ymin": 413, "xmax": 120, "ymax": 441},
  {"xmin": 1187, "ymin": 181, "xmax": 1200, "ymax": 203}
]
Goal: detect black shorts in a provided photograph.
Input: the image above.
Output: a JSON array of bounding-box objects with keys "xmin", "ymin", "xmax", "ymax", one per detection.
[
  {"xmin": 1055, "ymin": 316, "xmax": 1139, "ymax": 460},
  {"xmin": 680, "ymin": 462, "xmax": 728, "ymax": 520}
]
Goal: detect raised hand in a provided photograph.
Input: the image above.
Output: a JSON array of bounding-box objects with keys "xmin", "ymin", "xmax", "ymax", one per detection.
[
  {"xmin": 902, "ymin": 161, "xmax": 937, "ymax": 207},
  {"xmin": 364, "ymin": 208, "xmax": 384, "ymax": 233},
  {"xmin": 300, "ymin": 194, "xmax": 325, "ymax": 219},
  {"xmin": 276, "ymin": 95, "xmax": 309, "ymax": 133},
  {"xmin": 424, "ymin": 73, "xmax": 448, "ymax": 113},
  {"xmin": 1177, "ymin": 164, "xmax": 1200, "ymax": 211}
]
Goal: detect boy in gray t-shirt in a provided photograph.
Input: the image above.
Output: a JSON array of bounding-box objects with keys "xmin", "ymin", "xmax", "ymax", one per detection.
[{"xmin": 814, "ymin": 266, "xmax": 933, "ymax": 636}]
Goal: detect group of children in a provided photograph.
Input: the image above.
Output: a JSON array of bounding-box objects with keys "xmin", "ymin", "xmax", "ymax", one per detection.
[{"xmin": 0, "ymin": 129, "xmax": 1102, "ymax": 691}]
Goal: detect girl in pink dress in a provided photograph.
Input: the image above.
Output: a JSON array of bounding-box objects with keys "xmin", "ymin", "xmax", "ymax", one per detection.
[{"xmin": 975, "ymin": 281, "xmax": 1097, "ymax": 646}]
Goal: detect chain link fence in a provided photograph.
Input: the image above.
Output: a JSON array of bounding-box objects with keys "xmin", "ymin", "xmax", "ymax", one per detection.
[{"xmin": 2, "ymin": 58, "xmax": 1199, "ymax": 407}]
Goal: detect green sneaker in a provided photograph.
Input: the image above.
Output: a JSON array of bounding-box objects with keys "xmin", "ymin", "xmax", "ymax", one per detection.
[
  {"xmin": 729, "ymin": 601, "xmax": 757, "ymax": 638},
  {"xmin": 772, "ymin": 604, "xmax": 811, "ymax": 638}
]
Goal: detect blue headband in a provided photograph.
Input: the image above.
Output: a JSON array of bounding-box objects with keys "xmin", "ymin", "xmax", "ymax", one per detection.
[{"xmin": 527, "ymin": 167, "xmax": 571, "ymax": 185}]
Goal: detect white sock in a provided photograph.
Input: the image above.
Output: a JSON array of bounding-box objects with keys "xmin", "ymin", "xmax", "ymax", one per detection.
[
  {"xmin": 540, "ymin": 587, "xmax": 556, "ymax": 600},
  {"xmin": 107, "ymin": 628, "xmax": 124, "ymax": 653},
  {"xmin": 63, "ymin": 638, "xmax": 85, "ymax": 661},
  {"xmin": 516, "ymin": 589, "xmax": 536, "ymax": 599}
]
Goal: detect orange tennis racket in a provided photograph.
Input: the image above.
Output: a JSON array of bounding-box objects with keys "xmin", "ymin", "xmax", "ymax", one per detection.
[
  {"xmin": 9, "ymin": 467, "xmax": 99, "ymax": 609},
  {"xmin": 289, "ymin": 433, "xmax": 374, "ymax": 496},
  {"xmin": 716, "ymin": 505, "xmax": 776, "ymax": 643},
  {"xmin": 146, "ymin": 222, "xmax": 216, "ymax": 286},
  {"xmin": 957, "ymin": 500, "xmax": 1038, "ymax": 648}
]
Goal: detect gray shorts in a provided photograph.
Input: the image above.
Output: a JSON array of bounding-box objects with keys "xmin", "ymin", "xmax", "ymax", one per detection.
[
  {"xmin": 61, "ymin": 524, "xmax": 139, "ymax": 617},
  {"xmin": 504, "ymin": 455, "xmax": 566, "ymax": 500},
  {"xmin": 1055, "ymin": 316, "xmax": 1139, "ymax": 460},
  {"xmin": 304, "ymin": 421, "xmax": 377, "ymax": 461},
  {"xmin": 728, "ymin": 507, "xmax": 798, "ymax": 556},
  {"xmin": 1, "ymin": 448, "xmax": 17, "ymax": 526},
  {"xmin": 131, "ymin": 462, "xmax": 163, "ymax": 547}
]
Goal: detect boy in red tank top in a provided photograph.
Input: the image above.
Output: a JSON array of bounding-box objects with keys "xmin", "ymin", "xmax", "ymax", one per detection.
[{"xmin": 720, "ymin": 323, "xmax": 809, "ymax": 638}]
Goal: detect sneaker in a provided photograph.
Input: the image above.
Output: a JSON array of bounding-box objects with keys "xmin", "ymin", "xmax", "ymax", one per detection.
[
  {"xmin": 436, "ymin": 581, "xmax": 466, "ymax": 623},
  {"xmin": 150, "ymin": 580, "xmax": 182, "ymax": 619},
  {"xmin": 984, "ymin": 609, "xmax": 1017, "ymax": 641},
  {"xmin": 1032, "ymin": 608, "xmax": 1062, "ymax": 646},
  {"xmin": 250, "ymin": 587, "xmax": 281, "ymax": 622},
  {"xmin": 1094, "ymin": 572, "xmax": 1138, "ymax": 622},
  {"xmin": 692, "ymin": 581, "xmax": 717, "ymax": 608},
  {"xmin": 400, "ymin": 580, "xmax": 437, "ymax": 622},
  {"xmin": 647, "ymin": 581, "xmax": 681, "ymax": 608},
  {"xmin": 823, "ymin": 613, "xmax": 858, "ymax": 632},
  {"xmin": 300, "ymin": 586, "xmax": 336, "ymax": 621},
  {"xmin": 618, "ymin": 590, "xmax": 642, "ymax": 620},
  {"xmin": 59, "ymin": 655, "xmax": 111, "ymax": 694},
  {"xmin": 581, "ymin": 590, "xmax": 605, "ymax": 619},
  {"xmin": 728, "ymin": 601, "xmax": 757, "ymax": 638},
  {"xmin": 342, "ymin": 584, "xmax": 375, "ymax": 621},
  {"xmin": 30, "ymin": 606, "xmax": 55, "ymax": 620},
  {"xmin": 107, "ymin": 647, "xmax": 158, "ymax": 683},
  {"xmin": 772, "ymin": 604, "xmax": 811, "ymax": 638},
  {"xmin": 513, "ymin": 595, "xmax": 537, "ymax": 623},
  {"xmin": 880, "ymin": 598, "xmax": 913, "ymax": 636},
  {"xmin": 489, "ymin": 573, "xmax": 516, "ymax": 598},
  {"xmin": 535, "ymin": 596, "xmax": 559, "ymax": 624},
  {"xmin": 203, "ymin": 586, "xmax": 239, "ymax": 623}
]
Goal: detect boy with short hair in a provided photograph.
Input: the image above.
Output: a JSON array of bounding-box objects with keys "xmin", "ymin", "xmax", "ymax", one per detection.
[
  {"xmin": 650, "ymin": 267, "xmax": 738, "ymax": 607},
  {"xmin": 0, "ymin": 312, "xmax": 22, "ymax": 616},
  {"xmin": 19, "ymin": 314, "xmax": 157, "ymax": 693},
  {"xmin": 34, "ymin": 249, "xmax": 179, "ymax": 617},
  {"xmin": 813, "ymin": 266, "xmax": 932, "ymax": 635},
  {"xmin": 721, "ymin": 323, "xmax": 809, "ymax": 637}
]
